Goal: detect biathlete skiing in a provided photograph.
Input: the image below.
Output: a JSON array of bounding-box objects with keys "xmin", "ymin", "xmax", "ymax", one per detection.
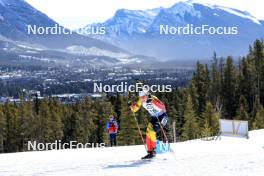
[{"xmin": 130, "ymin": 89, "xmax": 169, "ymax": 159}]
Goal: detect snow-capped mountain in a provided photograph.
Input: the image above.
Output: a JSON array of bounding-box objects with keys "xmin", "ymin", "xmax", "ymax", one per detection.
[
  {"xmin": 84, "ymin": 1, "xmax": 264, "ymax": 60},
  {"xmin": 0, "ymin": 0, "xmax": 124, "ymax": 51},
  {"xmin": 0, "ymin": 0, "xmax": 154, "ymax": 67},
  {"xmin": 0, "ymin": 0, "xmax": 53, "ymax": 41},
  {"xmin": 92, "ymin": 8, "xmax": 161, "ymax": 36}
]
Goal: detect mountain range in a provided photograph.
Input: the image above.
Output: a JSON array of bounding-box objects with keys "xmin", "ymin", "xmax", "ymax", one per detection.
[
  {"xmin": 84, "ymin": 0, "xmax": 264, "ymax": 60},
  {"xmin": 0, "ymin": 0, "xmax": 264, "ymax": 67},
  {"xmin": 0, "ymin": 0, "xmax": 151, "ymax": 67}
]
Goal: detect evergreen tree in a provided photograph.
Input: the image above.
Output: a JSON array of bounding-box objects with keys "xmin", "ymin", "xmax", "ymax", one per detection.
[
  {"xmin": 63, "ymin": 108, "xmax": 83, "ymax": 145},
  {"xmin": 181, "ymin": 95, "xmax": 199, "ymax": 141},
  {"xmin": 114, "ymin": 93, "xmax": 122, "ymax": 127},
  {"xmin": 202, "ymin": 102, "xmax": 220, "ymax": 135},
  {"xmin": 222, "ymin": 56, "xmax": 238, "ymax": 118},
  {"xmin": 235, "ymin": 96, "xmax": 249, "ymax": 121},
  {"xmin": 188, "ymin": 82, "xmax": 199, "ymax": 116},
  {"xmin": 251, "ymin": 95, "xmax": 261, "ymax": 129},
  {"xmin": 37, "ymin": 99, "xmax": 53, "ymax": 143},
  {"xmin": 172, "ymin": 89, "xmax": 187, "ymax": 138},
  {"xmin": 49, "ymin": 101, "xmax": 64, "ymax": 142},
  {"xmin": 93, "ymin": 101, "xmax": 104, "ymax": 144},
  {"xmin": 0, "ymin": 106, "xmax": 5, "ymax": 153},
  {"xmin": 254, "ymin": 106, "xmax": 264, "ymax": 129},
  {"xmin": 17, "ymin": 100, "xmax": 35, "ymax": 151},
  {"xmin": 4, "ymin": 104, "xmax": 19, "ymax": 152},
  {"xmin": 251, "ymin": 40, "xmax": 264, "ymax": 105},
  {"xmin": 192, "ymin": 62, "xmax": 210, "ymax": 116},
  {"xmin": 79, "ymin": 98, "xmax": 96, "ymax": 144},
  {"xmin": 209, "ymin": 52, "xmax": 222, "ymax": 105},
  {"xmin": 201, "ymin": 120, "xmax": 212, "ymax": 139},
  {"xmin": 118, "ymin": 97, "xmax": 138, "ymax": 145},
  {"xmin": 238, "ymin": 58, "xmax": 255, "ymax": 111}
]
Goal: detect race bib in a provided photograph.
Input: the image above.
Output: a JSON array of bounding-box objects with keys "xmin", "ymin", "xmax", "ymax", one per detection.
[{"xmin": 161, "ymin": 116, "xmax": 168, "ymax": 126}]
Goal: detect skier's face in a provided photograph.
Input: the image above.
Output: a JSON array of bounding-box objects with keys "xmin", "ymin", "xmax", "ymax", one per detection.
[{"xmin": 140, "ymin": 95, "xmax": 147, "ymax": 102}]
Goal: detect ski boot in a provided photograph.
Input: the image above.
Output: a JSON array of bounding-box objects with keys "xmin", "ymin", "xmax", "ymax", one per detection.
[{"xmin": 141, "ymin": 150, "xmax": 156, "ymax": 159}]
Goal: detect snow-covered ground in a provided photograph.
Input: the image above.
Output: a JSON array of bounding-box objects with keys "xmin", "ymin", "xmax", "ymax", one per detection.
[{"xmin": 0, "ymin": 130, "xmax": 264, "ymax": 176}]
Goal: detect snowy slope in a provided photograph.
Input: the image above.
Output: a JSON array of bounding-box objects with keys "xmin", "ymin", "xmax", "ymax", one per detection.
[
  {"xmin": 0, "ymin": 130, "xmax": 264, "ymax": 176},
  {"xmin": 189, "ymin": 0, "xmax": 261, "ymax": 25}
]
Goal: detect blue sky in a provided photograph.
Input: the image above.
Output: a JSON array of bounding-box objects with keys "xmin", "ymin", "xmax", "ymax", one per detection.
[{"xmin": 25, "ymin": 0, "xmax": 264, "ymax": 29}]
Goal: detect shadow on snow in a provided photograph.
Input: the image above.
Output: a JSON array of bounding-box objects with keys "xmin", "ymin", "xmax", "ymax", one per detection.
[{"xmin": 104, "ymin": 159, "xmax": 152, "ymax": 169}]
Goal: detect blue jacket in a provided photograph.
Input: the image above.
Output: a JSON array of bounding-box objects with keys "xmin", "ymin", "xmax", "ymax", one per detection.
[{"xmin": 106, "ymin": 120, "xmax": 118, "ymax": 134}]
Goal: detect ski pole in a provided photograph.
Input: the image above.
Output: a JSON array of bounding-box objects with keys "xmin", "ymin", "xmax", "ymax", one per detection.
[
  {"xmin": 132, "ymin": 112, "xmax": 148, "ymax": 152},
  {"xmin": 155, "ymin": 114, "xmax": 177, "ymax": 160},
  {"xmin": 155, "ymin": 114, "xmax": 169, "ymax": 143}
]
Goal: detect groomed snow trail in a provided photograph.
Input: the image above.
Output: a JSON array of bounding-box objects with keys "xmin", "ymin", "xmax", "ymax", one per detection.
[{"xmin": 0, "ymin": 130, "xmax": 263, "ymax": 176}]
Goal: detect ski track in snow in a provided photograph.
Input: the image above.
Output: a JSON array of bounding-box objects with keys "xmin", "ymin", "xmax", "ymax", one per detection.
[{"xmin": 0, "ymin": 130, "xmax": 264, "ymax": 176}]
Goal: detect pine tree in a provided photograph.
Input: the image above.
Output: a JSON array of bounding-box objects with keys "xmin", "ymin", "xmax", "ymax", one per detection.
[
  {"xmin": 251, "ymin": 39, "xmax": 264, "ymax": 105},
  {"xmin": 209, "ymin": 52, "xmax": 222, "ymax": 105},
  {"xmin": 93, "ymin": 101, "xmax": 104, "ymax": 144},
  {"xmin": 17, "ymin": 100, "xmax": 35, "ymax": 151},
  {"xmin": 254, "ymin": 106, "xmax": 264, "ymax": 129},
  {"xmin": 189, "ymin": 82, "xmax": 199, "ymax": 115},
  {"xmin": 181, "ymin": 95, "xmax": 199, "ymax": 141},
  {"xmin": 201, "ymin": 120, "xmax": 212, "ymax": 139},
  {"xmin": 235, "ymin": 96, "xmax": 249, "ymax": 121},
  {"xmin": 0, "ymin": 106, "xmax": 5, "ymax": 153},
  {"xmin": 114, "ymin": 93, "xmax": 122, "ymax": 127},
  {"xmin": 222, "ymin": 56, "xmax": 238, "ymax": 118},
  {"xmin": 172, "ymin": 89, "xmax": 186, "ymax": 138},
  {"xmin": 202, "ymin": 102, "xmax": 220, "ymax": 135},
  {"xmin": 238, "ymin": 57, "xmax": 255, "ymax": 111},
  {"xmin": 37, "ymin": 99, "xmax": 53, "ymax": 143},
  {"xmin": 49, "ymin": 102, "xmax": 64, "ymax": 142},
  {"xmin": 4, "ymin": 104, "xmax": 20, "ymax": 152},
  {"xmin": 78, "ymin": 98, "xmax": 96, "ymax": 144},
  {"xmin": 118, "ymin": 97, "xmax": 138, "ymax": 145},
  {"xmin": 192, "ymin": 62, "xmax": 210, "ymax": 116},
  {"xmin": 63, "ymin": 108, "xmax": 83, "ymax": 145},
  {"xmin": 251, "ymin": 95, "xmax": 261, "ymax": 129}
]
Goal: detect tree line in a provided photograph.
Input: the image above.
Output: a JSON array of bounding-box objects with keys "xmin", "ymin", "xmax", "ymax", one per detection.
[{"xmin": 0, "ymin": 39, "xmax": 264, "ymax": 153}]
